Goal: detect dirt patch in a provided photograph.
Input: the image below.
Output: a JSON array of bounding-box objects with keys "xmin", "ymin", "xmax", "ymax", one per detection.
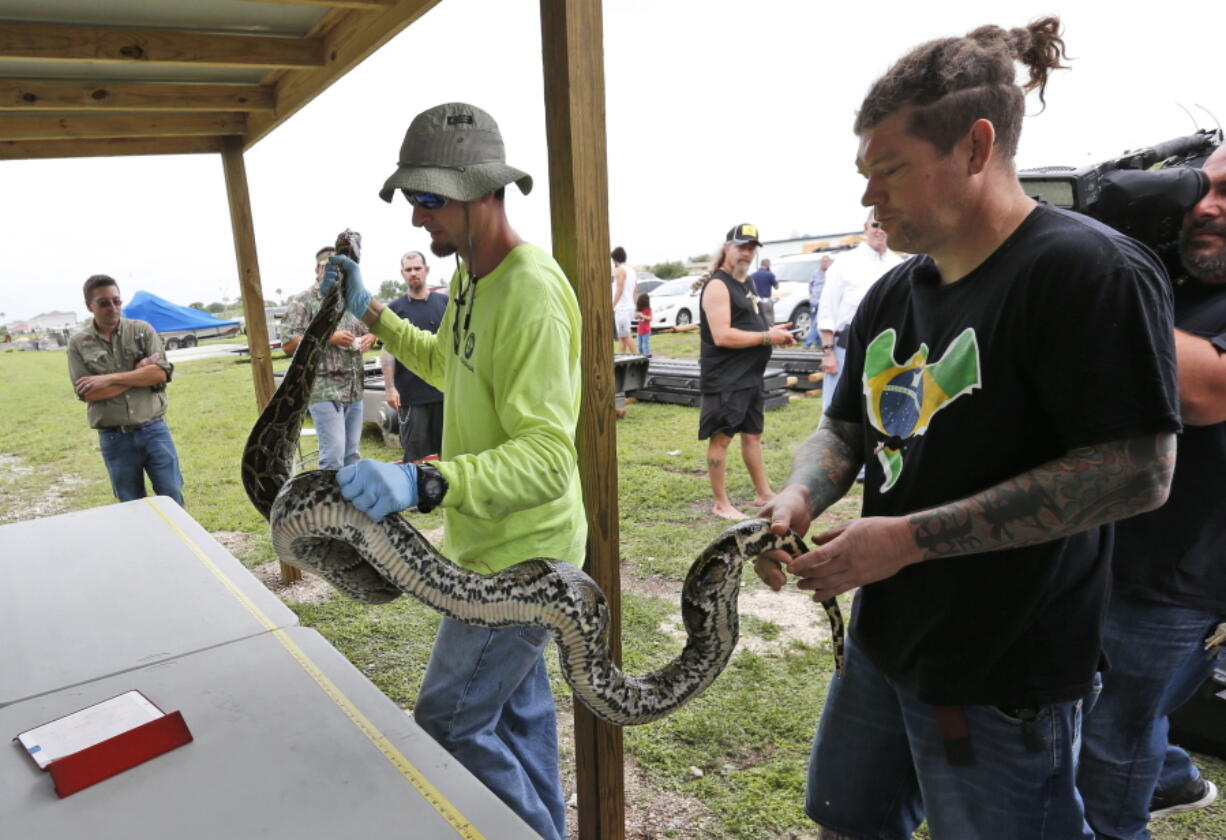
[
  {"xmin": 211, "ymin": 530, "xmax": 257, "ymax": 560},
  {"xmin": 660, "ymin": 465, "xmax": 707, "ymax": 477},
  {"xmin": 620, "ymin": 561, "xmax": 677, "ymax": 599},
  {"xmin": 0, "ymin": 453, "xmax": 90, "ymax": 525},
  {"xmin": 622, "ymin": 562, "xmax": 831, "ymax": 655},
  {"xmin": 737, "ymin": 588, "xmax": 832, "ymax": 652},
  {"xmin": 251, "ymin": 561, "xmax": 334, "ymax": 605},
  {"xmin": 651, "ymin": 584, "xmax": 831, "ymax": 654},
  {"xmin": 557, "ymin": 709, "xmax": 718, "ymax": 839}
]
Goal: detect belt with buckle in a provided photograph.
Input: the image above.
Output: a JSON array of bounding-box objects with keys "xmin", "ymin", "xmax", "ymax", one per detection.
[{"xmin": 98, "ymin": 417, "xmax": 160, "ymax": 434}]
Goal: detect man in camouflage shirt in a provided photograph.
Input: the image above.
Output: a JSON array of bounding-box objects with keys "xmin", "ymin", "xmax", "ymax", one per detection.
[
  {"xmin": 280, "ymin": 246, "xmax": 376, "ymax": 469},
  {"xmin": 68, "ymin": 274, "xmax": 184, "ymax": 506}
]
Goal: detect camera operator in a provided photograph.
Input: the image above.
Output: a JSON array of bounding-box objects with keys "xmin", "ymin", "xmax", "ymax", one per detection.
[{"xmin": 1079, "ymin": 143, "xmax": 1226, "ymax": 837}]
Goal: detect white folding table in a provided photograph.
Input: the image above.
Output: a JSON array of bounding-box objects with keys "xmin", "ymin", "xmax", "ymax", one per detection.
[{"xmin": 0, "ymin": 498, "xmax": 536, "ymax": 839}]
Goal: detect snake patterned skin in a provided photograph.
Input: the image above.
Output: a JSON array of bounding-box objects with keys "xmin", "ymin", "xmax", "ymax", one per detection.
[{"xmin": 241, "ymin": 262, "xmax": 846, "ymax": 725}]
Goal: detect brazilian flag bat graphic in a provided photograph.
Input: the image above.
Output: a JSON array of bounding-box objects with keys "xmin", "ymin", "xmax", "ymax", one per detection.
[{"xmin": 862, "ymin": 327, "xmax": 981, "ymax": 491}]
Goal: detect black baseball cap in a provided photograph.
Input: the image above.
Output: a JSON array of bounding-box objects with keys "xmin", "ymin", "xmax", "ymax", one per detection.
[{"xmin": 726, "ymin": 223, "xmax": 762, "ymax": 246}]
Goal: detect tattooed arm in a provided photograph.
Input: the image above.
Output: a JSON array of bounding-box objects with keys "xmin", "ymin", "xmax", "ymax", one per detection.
[
  {"xmin": 754, "ymin": 415, "xmax": 864, "ymax": 589},
  {"xmin": 785, "ymin": 415, "xmax": 864, "ymax": 514},
  {"xmin": 784, "ymin": 433, "xmax": 1175, "ymax": 601},
  {"xmin": 909, "ymin": 433, "xmax": 1175, "ymax": 558}
]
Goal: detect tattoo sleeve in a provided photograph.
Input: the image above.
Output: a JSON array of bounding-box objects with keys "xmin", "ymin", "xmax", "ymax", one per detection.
[
  {"xmin": 787, "ymin": 415, "xmax": 864, "ymax": 516},
  {"xmin": 909, "ymin": 433, "xmax": 1176, "ymax": 559}
]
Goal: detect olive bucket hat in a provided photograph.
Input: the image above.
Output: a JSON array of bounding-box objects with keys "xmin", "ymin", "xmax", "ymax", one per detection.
[{"xmin": 378, "ymin": 102, "xmax": 533, "ymax": 203}]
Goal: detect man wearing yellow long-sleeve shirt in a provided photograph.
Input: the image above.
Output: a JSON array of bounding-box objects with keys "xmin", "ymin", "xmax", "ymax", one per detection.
[{"xmin": 320, "ymin": 102, "xmax": 582, "ymax": 840}]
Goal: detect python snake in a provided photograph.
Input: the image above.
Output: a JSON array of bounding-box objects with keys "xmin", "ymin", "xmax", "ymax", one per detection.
[{"xmin": 241, "ymin": 263, "xmax": 846, "ymax": 725}]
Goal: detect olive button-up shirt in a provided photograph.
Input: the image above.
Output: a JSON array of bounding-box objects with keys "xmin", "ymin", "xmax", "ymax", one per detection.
[{"xmin": 67, "ymin": 318, "xmax": 174, "ymax": 429}]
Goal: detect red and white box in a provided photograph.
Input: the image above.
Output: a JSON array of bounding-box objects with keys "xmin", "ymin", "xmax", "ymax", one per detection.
[{"xmin": 14, "ymin": 690, "xmax": 192, "ymax": 797}]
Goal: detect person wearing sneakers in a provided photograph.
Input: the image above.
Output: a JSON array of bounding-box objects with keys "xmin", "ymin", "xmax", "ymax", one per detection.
[
  {"xmin": 318, "ymin": 103, "xmax": 584, "ymax": 840},
  {"xmin": 698, "ymin": 223, "xmax": 796, "ymax": 520},
  {"xmin": 1079, "ymin": 141, "xmax": 1226, "ymax": 838}
]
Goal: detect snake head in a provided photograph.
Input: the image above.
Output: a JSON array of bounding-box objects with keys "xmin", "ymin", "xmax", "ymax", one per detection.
[
  {"xmin": 334, "ymin": 228, "xmax": 362, "ymax": 263},
  {"xmin": 720, "ymin": 518, "xmax": 808, "ymax": 560}
]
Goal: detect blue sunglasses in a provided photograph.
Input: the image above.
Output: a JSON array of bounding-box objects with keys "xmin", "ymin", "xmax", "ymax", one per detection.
[{"xmin": 402, "ymin": 190, "xmax": 450, "ymax": 210}]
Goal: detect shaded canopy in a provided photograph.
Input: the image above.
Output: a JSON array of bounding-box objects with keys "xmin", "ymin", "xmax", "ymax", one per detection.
[{"xmin": 0, "ymin": 1, "xmax": 442, "ymax": 159}]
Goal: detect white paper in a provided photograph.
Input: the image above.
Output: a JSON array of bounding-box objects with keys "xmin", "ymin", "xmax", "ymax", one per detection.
[{"xmin": 15, "ymin": 690, "xmax": 163, "ymax": 769}]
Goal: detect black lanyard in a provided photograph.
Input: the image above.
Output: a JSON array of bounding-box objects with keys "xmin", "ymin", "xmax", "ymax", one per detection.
[{"xmin": 451, "ymin": 270, "xmax": 480, "ymax": 356}]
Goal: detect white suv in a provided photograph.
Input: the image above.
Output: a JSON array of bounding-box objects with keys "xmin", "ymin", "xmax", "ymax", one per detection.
[{"xmin": 767, "ymin": 252, "xmax": 836, "ymax": 336}]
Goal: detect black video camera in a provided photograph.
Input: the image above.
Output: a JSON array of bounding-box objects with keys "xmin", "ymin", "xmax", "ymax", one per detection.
[{"xmin": 1018, "ymin": 129, "xmax": 1221, "ymax": 281}]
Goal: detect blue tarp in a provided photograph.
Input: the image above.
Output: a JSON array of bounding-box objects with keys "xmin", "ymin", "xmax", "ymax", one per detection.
[{"xmin": 123, "ymin": 290, "xmax": 240, "ymax": 333}]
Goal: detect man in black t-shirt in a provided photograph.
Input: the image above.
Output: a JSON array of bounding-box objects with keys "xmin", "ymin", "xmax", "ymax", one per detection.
[
  {"xmin": 755, "ymin": 19, "xmax": 1179, "ymax": 839},
  {"xmin": 698, "ymin": 224, "xmax": 796, "ymax": 520},
  {"xmin": 380, "ymin": 250, "xmax": 447, "ymax": 462},
  {"xmin": 1079, "ymin": 143, "xmax": 1226, "ymax": 837}
]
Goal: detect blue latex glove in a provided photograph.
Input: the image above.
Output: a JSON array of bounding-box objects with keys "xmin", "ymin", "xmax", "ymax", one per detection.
[
  {"xmin": 321, "ymin": 254, "xmax": 373, "ymax": 318},
  {"xmin": 337, "ymin": 460, "xmax": 418, "ymax": 523}
]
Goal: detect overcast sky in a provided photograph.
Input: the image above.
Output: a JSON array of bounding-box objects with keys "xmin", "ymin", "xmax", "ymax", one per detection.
[{"xmin": 1, "ymin": 0, "xmax": 1221, "ymax": 323}]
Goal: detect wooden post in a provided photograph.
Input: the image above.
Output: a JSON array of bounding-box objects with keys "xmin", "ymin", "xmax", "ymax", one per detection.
[
  {"xmin": 539, "ymin": 1, "xmax": 623, "ymax": 838},
  {"xmin": 220, "ymin": 136, "xmax": 300, "ymax": 583}
]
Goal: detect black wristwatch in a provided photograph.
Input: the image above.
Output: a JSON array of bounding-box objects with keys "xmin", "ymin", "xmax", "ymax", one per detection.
[{"xmin": 415, "ymin": 463, "xmax": 449, "ymax": 514}]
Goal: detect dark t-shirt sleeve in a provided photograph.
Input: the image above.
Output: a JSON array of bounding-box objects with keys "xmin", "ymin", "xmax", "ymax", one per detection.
[{"xmin": 1021, "ymin": 231, "xmax": 1181, "ymax": 449}]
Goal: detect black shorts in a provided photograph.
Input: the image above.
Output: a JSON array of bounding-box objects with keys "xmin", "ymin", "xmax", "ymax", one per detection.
[
  {"xmin": 698, "ymin": 386, "xmax": 765, "ymax": 440},
  {"xmin": 398, "ymin": 401, "xmax": 444, "ymax": 462}
]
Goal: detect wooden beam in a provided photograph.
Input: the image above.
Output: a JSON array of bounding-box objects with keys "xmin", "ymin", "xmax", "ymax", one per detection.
[
  {"xmin": 539, "ymin": 1, "xmax": 623, "ymax": 838},
  {"xmin": 243, "ymin": 0, "xmax": 442, "ymax": 147},
  {"xmin": 0, "ymin": 22, "xmax": 322, "ymax": 69},
  {"xmin": 0, "ymin": 80, "xmax": 274, "ymax": 112},
  {"xmin": 219, "ymin": 137, "xmax": 294, "ymax": 581},
  {"xmin": 0, "ymin": 112, "xmax": 246, "ymax": 142},
  {"xmin": 241, "ymin": 0, "xmax": 395, "ymax": 8},
  {"xmin": 0, "ymin": 135, "xmax": 223, "ymax": 160},
  {"xmin": 220, "ymin": 136, "xmax": 275, "ymax": 413}
]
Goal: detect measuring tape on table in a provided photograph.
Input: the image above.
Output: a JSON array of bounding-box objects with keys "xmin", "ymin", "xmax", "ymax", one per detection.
[{"xmin": 146, "ymin": 499, "xmax": 485, "ymax": 840}]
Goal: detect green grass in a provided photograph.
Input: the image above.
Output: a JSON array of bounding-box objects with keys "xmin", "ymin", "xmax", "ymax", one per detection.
[{"xmin": 3, "ymin": 335, "xmax": 1225, "ymax": 839}]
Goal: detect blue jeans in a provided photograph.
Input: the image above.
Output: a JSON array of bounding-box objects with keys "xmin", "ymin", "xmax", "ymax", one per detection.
[
  {"xmin": 414, "ymin": 618, "xmax": 566, "ymax": 840},
  {"xmin": 1078, "ymin": 591, "xmax": 1225, "ymax": 840},
  {"xmin": 636, "ymin": 332, "xmax": 651, "ymax": 356},
  {"xmin": 821, "ymin": 344, "xmax": 846, "ymax": 417},
  {"xmin": 307, "ymin": 399, "xmax": 363, "ymax": 470},
  {"xmin": 98, "ymin": 418, "xmax": 184, "ymax": 506},
  {"xmin": 803, "ymin": 302, "xmax": 820, "ymax": 347},
  {"xmin": 807, "ymin": 634, "xmax": 1096, "ymax": 839}
]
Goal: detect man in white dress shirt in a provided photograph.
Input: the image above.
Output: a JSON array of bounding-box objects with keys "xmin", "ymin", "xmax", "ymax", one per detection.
[{"xmin": 816, "ymin": 212, "xmax": 905, "ymax": 415}]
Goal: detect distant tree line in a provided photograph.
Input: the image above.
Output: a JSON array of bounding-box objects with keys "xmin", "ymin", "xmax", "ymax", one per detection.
[
  {"xmin": 379, "ymin": 279, "xmax": 407, "ymax": 300},
  {"xmin": 648, "ymin": 261, "xmax": 687, "ymax": 279}
]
